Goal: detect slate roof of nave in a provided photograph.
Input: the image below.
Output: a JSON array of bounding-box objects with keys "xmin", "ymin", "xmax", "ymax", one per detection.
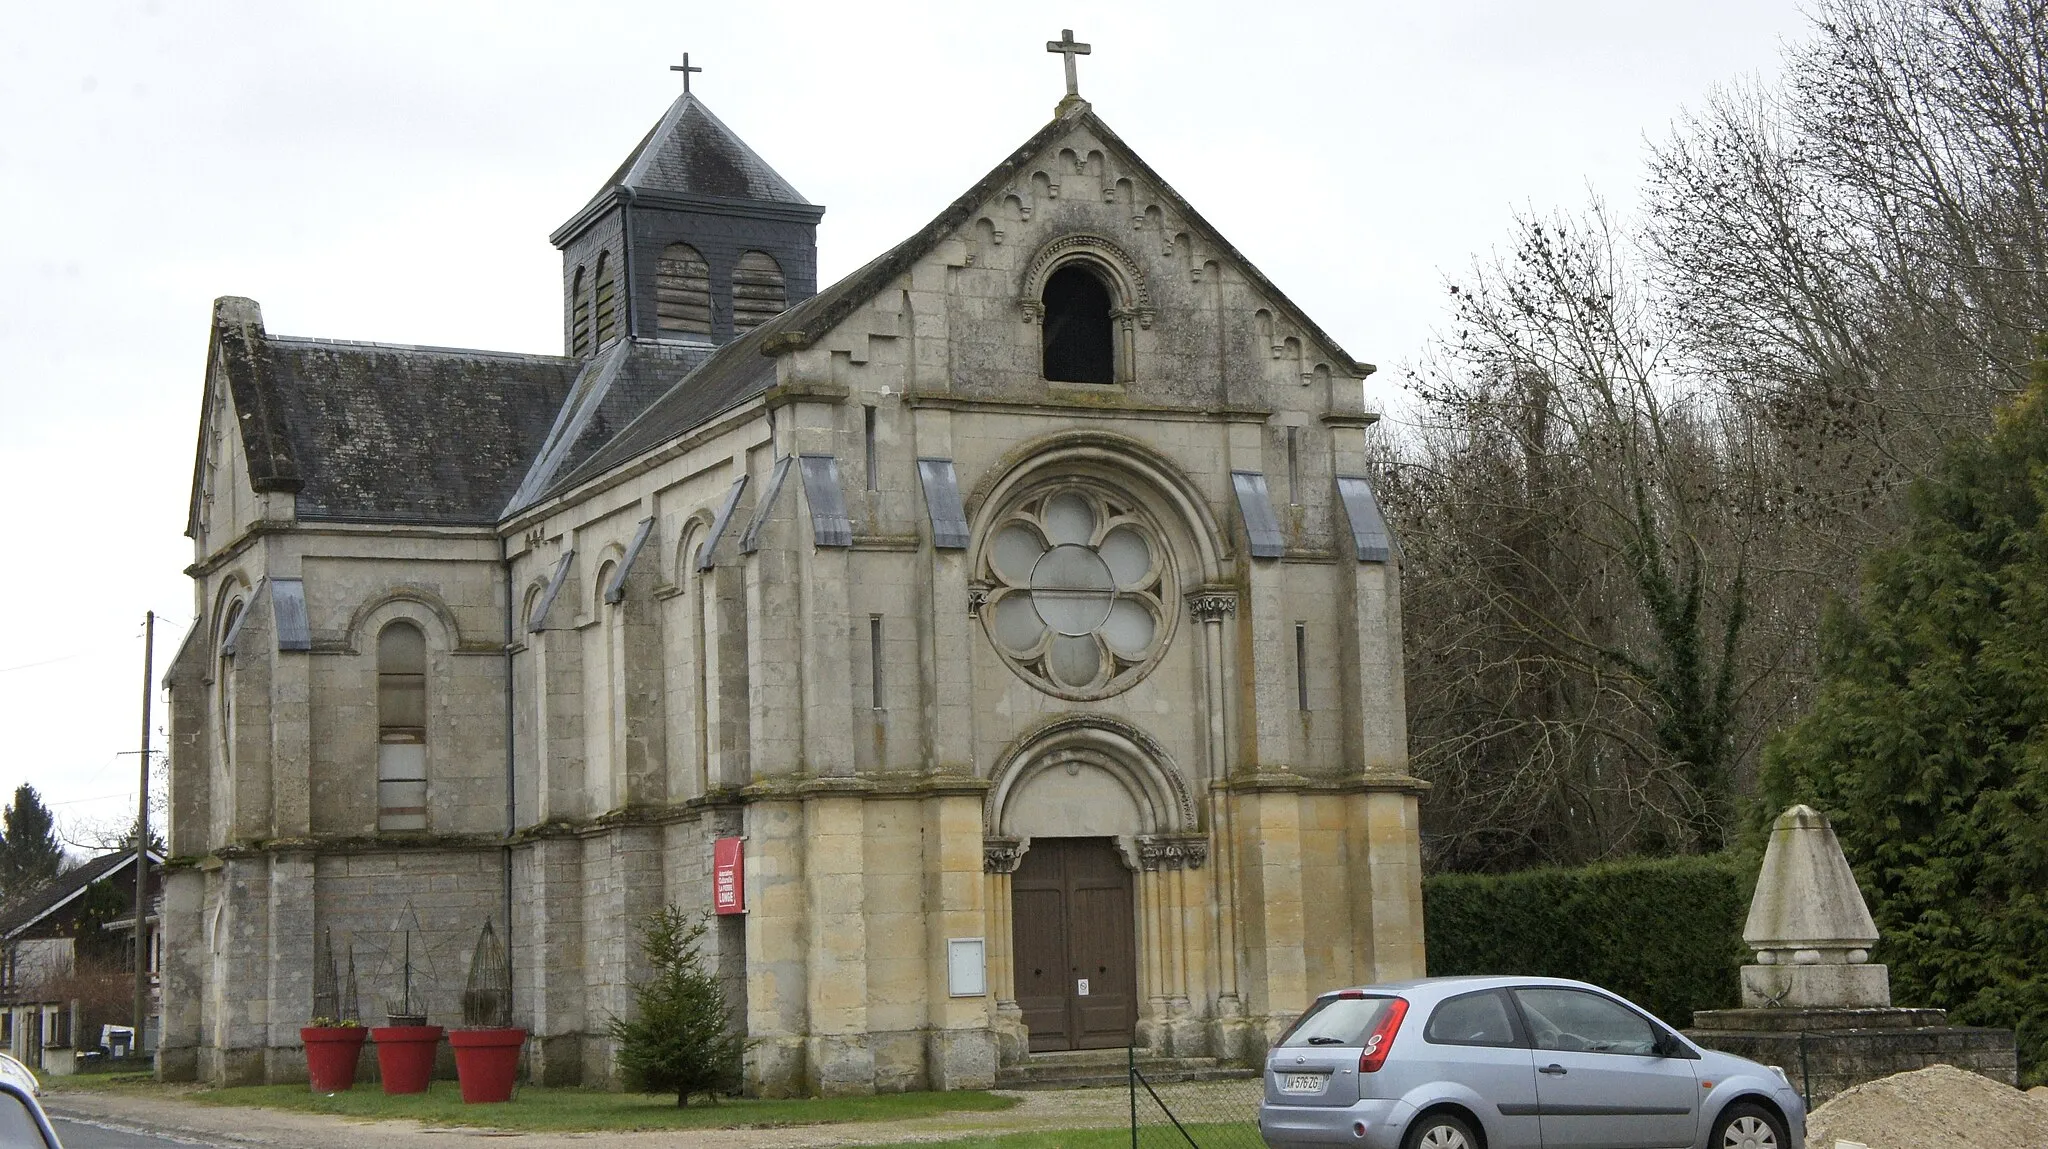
[
  {"xmin": 502, "ymin": 338, "xmax": 718, "ymax": 515},
  {"xmin": 581, "ymin": 92, "xmax": 810, "ymax": 212},
  {"xmin": 192, "ymin": 300, "xmax": 583, "ymax": 533},
  {"xmin": 263, "ymin": 337, "xmax": 582, "ymax": 524},
  {"xmin": 537, "ymin": 100, "xmax": 1372, "ymax": 504}
]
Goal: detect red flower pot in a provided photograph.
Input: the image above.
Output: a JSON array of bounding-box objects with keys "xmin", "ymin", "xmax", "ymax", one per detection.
[
  {"xmin": 300, "ymin": 1026, "xmax": 368, "ymax": 1092},
  {"xmin": 370, "ymin": 1025, "xmax": 444, "ymax": 1094},
  {"xmin": 449, "ymin": 1028, "xmax": 526, "ymax": 1103}
]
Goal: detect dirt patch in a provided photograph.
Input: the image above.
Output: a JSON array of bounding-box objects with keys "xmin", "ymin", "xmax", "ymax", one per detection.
[{"xmin": 1806, "ymin": 1064, "xmax": 2048, "ymax": 1149}]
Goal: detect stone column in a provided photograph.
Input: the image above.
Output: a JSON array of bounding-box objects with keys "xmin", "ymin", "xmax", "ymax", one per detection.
[
  {"xmin": 1189, "ymin": 591, "xmax": 1245, "ymax": 1053},
  {"xmin": 982, "ymin": 838, "xmax": 1027, "ymax": 1066},
  {"xmin": 1140, "ymin": 834, "xmax": 1210, "ymax": 1055}
]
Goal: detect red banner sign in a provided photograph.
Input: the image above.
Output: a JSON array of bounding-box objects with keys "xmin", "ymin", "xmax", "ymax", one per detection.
[{"xmin": 713, "ymin": 837, "xmax": 745, "ymax": 915}]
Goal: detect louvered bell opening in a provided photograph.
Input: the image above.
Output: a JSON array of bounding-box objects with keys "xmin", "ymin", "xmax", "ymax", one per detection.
[
  {"xmin": 656, "ymin": 243, "xmax": 713, "ymax": 338},
  {"xmin": 571, "ymin": 270, "xmax": 592, "ymax": 356},
  {"xmin": 594, "ymin": 253, "xmax": 618, "ymax": 345},
  {"xmin": 732, "ymin": 250, "xmax": 787, "ymax": 334}
]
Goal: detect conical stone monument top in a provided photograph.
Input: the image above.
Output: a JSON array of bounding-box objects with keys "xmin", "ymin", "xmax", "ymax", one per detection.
[{"xmin": 1739, "ymin": 804, "xmax": 1889, "ymax": 1008}]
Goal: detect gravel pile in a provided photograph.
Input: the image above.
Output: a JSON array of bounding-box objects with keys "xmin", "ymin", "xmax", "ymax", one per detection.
[{"xmin": 1806, "ymin": 1064, "xmax": 2048, "ymax": 1149}]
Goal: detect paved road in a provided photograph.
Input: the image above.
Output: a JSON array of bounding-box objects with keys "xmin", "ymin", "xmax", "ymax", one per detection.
[{"xmin": 48, "ymin": 1112, "xmax": 227, "ymax": 1149}]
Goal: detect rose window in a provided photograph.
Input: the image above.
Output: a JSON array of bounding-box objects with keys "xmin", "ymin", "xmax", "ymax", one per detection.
[{"xmin": 980, "ymin": 486, "xmax": 1171, "ymax": 698}]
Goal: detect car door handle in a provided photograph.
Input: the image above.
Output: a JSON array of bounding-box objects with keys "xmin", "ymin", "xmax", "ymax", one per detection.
[{"xmin": 1539, "ymin": 1063, "xmax": 1568, "ymax": 1075}]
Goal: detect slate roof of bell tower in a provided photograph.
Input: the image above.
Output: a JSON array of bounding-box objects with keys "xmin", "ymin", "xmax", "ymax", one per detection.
[{"xmin": 612, "ymin": 92, "xmax": 808, "ymax": 204}]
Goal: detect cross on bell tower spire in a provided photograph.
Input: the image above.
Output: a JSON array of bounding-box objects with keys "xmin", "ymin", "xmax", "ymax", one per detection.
[
  {"xmin": 1046, "ymin": 29, "xmax": 1090, "ymax": 101},
  {"xmin": 670, "ymin": 51, "xmax": 702, "ymax": 94}
]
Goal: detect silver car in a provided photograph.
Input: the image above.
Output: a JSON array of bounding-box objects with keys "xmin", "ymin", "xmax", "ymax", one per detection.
[{"xmin": 1258, "ymin": 976, "xmax": 1804, "ymax": 1149}]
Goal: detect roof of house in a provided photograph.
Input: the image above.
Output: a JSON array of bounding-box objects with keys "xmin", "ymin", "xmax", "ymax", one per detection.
[{"xmin": 0, "ymin": 852, "xmax": 159, "ymax": 942}]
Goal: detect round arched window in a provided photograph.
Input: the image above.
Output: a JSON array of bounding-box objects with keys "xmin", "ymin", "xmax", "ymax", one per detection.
[{"xmin": 979, "ymin": 484, "xmax": 1172, "ymax": 699}]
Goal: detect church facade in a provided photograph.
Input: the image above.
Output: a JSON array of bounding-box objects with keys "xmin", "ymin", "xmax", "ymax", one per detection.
[{"xmin": 162, "ymin": 69, "xmax": 1425, "ymax": 1095}]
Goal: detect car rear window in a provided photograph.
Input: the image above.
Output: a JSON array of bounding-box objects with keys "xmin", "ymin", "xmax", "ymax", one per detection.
[{"xmin": 1277, "ymin": 994, "xmax": 1400, "ymax": 1049}]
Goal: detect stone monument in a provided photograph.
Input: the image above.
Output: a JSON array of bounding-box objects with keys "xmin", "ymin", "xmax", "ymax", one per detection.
[
  {"xmin": 1738, "ymin": 804, "xmax": 1888, "ymax": 1009},
  {"xmin": 1686, "ymin": 805, "xmax": 2016, "ymax": 1104}
]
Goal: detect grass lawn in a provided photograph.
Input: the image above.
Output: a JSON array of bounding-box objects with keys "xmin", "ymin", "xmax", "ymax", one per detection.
[{"xmin": 48, "ymin": 1075, "xmax": 1017, "ymax": 1133}]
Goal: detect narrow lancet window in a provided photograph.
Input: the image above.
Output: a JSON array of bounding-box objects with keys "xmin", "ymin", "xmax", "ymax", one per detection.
[
  {"xmin": 1295, "ymin": 622, "xmax": 1309, "ymax": 711},
  {"xmin": 732, "ymin": 251, "xmax": 786, "ymax": 333},
  {"xmin": 377, "ymin": 621, "xmax": 428, "ymax": 831},
  {"xmin": 1041, "ymin": 265, "xmax": 1115, "ymax": 384},
  {"xmin": 656, "ymin": 242, "xmax": 712, "ymax": 338}
]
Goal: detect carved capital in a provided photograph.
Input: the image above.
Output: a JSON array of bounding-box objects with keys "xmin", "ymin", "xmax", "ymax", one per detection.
[
  {"xmin": 1019, "ymin": 299, "xmax": 1044, "ymax": 325},
  {"xmin": 968, "ymin": 584, "xmax": 992, "ymax": 615},
  {"xmin": 1137, "ymin": 834, "xmax": 1210, "ymax": 871},
  {"xmin": 1187, "ymin": 592, "xmax": 1237, "ymax": 623},
  {"xmin": 984, "ymin": 836, "xmax": 1027, "ymax": 874}
]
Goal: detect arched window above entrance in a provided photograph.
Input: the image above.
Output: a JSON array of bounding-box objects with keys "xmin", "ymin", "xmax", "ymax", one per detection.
[
  {"xmin": 1017, "ymin": 234, "xmax": 1153, "ymax": 387},
  {"xmin": 1041, "ymin": 265, "xmax": 1114, "ymax": 384}
]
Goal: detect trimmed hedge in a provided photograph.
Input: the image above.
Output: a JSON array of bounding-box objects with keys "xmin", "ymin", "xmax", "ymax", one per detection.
[{"xmin": 1423, "ymin": 853, "xmax": 1756, "ymax": 1027}]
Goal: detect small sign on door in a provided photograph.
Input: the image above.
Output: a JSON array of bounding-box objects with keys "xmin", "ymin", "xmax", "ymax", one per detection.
[{"xmin": 1077, "ymin": 978, "xmax": 1090, "ymax": 996}]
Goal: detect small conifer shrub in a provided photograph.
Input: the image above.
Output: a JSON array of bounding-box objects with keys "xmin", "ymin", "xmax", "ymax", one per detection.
[{"xmin": 609, "ymin": 906, "xmax": 744, "ymax": 1106}]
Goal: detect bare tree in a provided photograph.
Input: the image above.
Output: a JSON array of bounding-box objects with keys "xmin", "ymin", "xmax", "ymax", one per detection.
[
  {"xmin": 1395, "ymin": 208, "xmax": 1759, "ymax": 868},
  {"xmin": 1397, "ymin": 0, "xmax": 2048, "ymax": 870}
]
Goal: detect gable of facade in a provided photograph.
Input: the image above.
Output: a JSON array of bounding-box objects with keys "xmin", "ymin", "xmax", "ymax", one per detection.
[{"xmin": 162, "ymin": 81, "xmax": 1421, "ymax": 1097}]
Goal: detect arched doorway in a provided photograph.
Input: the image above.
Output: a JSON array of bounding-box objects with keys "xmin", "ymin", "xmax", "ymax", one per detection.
[{"xmin": 984, "ymin": 717, "xmax": 1202, "ymax": 1053}]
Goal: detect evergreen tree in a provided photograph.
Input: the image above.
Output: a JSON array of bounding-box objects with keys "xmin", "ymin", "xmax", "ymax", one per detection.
[
  {"xmin": 0, "ymin": 784, "xmax": 66, "ymax": 897},
  {"xmin": 1762, "ymin": 344, "xmax": 2048, "ymax": 1085},
  {"xmin": 608, "ymin": 906, "xmax": 744, "ymax": 1106}
]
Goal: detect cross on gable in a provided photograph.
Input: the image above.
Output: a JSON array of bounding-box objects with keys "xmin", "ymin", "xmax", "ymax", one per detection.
[
  {"xmin": 670, "ymin": 51, "xmax": 702, "ymax": 94},
  {"xmin": 1046, "ymin": 29, "xmax": 1090, "ymax": 98}
]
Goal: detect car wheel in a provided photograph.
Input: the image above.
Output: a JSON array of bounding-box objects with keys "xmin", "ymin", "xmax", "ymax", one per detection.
[
  {"xmin": 1402, "ymin": 1112, "xmax": 1478, "ymax": 1149},
  {"xmin": 1712, "ymin": 1101, "xmax": 1787, "ymax": 1149}
]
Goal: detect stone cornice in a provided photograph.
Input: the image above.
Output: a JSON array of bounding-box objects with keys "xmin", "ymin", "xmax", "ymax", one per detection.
[
  {"xmin": 902, "ymin": 392, "xmax": 1272, "ymax": 424},
  {"xmin": 1218, "ymin": 771, "xmax": 1431, "ymax": 796}
]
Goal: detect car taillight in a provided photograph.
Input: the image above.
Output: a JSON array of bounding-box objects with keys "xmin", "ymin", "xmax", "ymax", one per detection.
[{"xmin": 1358, "ymin": 997, "xmax": 1408, "ymax": 1073}]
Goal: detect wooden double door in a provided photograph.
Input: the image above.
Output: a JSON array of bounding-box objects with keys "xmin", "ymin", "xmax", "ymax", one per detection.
[{"xmin": 1011, "ymin": 837, "xmax": 1137, "ymax": 1050}]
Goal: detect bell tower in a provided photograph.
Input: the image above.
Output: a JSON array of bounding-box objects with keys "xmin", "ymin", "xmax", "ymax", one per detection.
[{"xmin": 549, "ymin": 73, "xmax": 824, "ymax": 355}]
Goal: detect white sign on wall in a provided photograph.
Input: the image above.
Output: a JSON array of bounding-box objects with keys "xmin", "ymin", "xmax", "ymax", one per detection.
[{"xmin": 946, "ymin": 937, "xmax": 986, "ymax": 997}]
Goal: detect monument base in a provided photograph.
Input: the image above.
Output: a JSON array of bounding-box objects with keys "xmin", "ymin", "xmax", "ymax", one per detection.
[
  {"xmin": 1687, "ymin": 1007, "xmax": 2016, "ymax": 1106},
  {"xmin": 1741, "ymin": 960, "xmax": 1889, "ymax": 1009}
]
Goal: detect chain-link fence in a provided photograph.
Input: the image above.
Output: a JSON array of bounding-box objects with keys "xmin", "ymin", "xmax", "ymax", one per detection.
[{"xmin": 1130, "ymin": 1054, "xmax": 1266, "ymax": 1149}]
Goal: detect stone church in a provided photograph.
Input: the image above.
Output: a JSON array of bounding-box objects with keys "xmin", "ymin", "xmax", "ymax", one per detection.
[{"xmin": 161, "ymin": 46, "xmax": 1426, "ymax": 1095}]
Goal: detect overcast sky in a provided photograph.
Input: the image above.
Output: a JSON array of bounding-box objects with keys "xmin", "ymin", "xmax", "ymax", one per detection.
[{"xmin": 0, "ymin": 0, "xmax": 1806, "ymax": 852}]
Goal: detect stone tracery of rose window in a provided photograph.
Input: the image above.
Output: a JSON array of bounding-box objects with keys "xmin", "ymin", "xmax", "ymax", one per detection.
[{"xmin": 979, "ymin": 484, "xmax": 1171, "ymax": 698}]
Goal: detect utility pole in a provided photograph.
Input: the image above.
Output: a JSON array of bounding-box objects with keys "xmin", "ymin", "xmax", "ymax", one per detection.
[{"xmin": 132, "ymin": 611, "xmax": 154, "ymax": 1060}]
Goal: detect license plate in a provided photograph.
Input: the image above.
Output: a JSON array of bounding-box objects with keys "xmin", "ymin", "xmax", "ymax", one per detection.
[{"xmin": 1281, "ymin": 1072, "xmax": 1327, "ymax": 1093}]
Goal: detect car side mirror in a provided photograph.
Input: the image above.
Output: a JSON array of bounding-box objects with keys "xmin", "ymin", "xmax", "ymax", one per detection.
[
  {"xmin": 0, "ymin": 1083, "xmax": 60, "ymax": 1149},
  {"xmin": 1652, "ymin": 1031, "xmax": 1679, "ymax": 1058}
]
